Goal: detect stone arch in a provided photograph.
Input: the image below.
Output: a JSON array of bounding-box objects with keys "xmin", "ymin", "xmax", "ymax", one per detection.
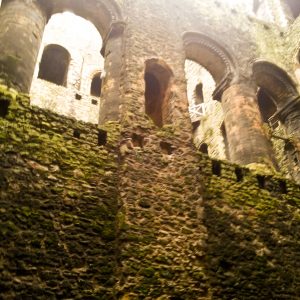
[
  {"xmin": 253, "ymin": 60, "xmax": 298, "ymax": 108},
  {"xmin": 0, "ymin": 0, "xmax": 124, "ymax": 93},
  {"xmin": 183, "ymin": 32, "xmax": 238, "ymax": 100},
  {"xmin": 144, "ymin": 58, "xmax": 174, "ymax": 127},
  {"xmin": 44, "ymin": 0, "xmax": 123, "ymax": 40},
  {"xmin": 38, "ymin": 44, "xmax": 70, "ymax": 86},
  {"xmin": 253, "ymin": 60, "xmax": 300, "ymax": 180}
]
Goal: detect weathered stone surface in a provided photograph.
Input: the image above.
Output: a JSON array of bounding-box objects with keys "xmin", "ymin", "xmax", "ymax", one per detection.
[{"xmin": 1, "ymin": 0, "xmax": 300, "ymax": 299}]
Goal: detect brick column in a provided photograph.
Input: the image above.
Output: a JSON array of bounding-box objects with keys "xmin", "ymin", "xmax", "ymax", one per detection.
[
  {"xmin": 221, "ymin": 83, "xmax": 277, "ymax": 167},
  {"xmin": 99, "ymin": 22, "xmax": 125, "ymax": 124},
  {"xmin": 0, "ymin": 0, "xmax": 47, "ymax": 92}
]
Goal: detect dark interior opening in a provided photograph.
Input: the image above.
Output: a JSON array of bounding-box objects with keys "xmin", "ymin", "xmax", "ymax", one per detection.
[
  {"xmin": 91, "ymin": 73, "xmax": 102, "ymax": 97},
  {"xmin": 132, "ymin": 133, "xmax": 144, "ymax": 148},
  {"xmin": 38, "ymin": 44, "xmax": 70, "ymax": 86},
  {"xmin": 235, "ymin": 167, "xmax": 244, "ymax": 182},
  {"xmin": 194, "ymin": 82, "xmax": 204, "ymax": 105},
  {"xmin": 98, "ymin": 129, "xmax": 107, "ymax": 146},
  {"xmin": 73, "ymin": 129, "xmax": 81, "ymax": 139},
  {"xmin": 257, "ymin": 175, "xmax": 266, "ymax": 189},
  {"xmin": 145, "ymin": 72, "xmax": 163, "ymax": 127},
  {"xmin": 257, "ymin": 88, "xmax": 277, "ymax": 124},
  {"xmin": 279, "ymin": 180, "xmax": 288, "ymax": 194},
  {"xmin": 212, "ymin": 160, "xmax": 221, "ymax": 176},
  {"xmin": 144, "ymin": 59, "xmax": 173, "ymax": 127},
  {"xmin": 0, "ymin": 98, "xmax": 10, "ymax": 118},
  {"xmin": 160, "ymin": 141, "xmax": 174, "ymax": 155},
  {"xmin": 192, "ymin": 120, "xmax": 200, "ymax": 131},
  {"xmin": 199, "ymin": 143, "xmax": 208, "ymax": 154}
]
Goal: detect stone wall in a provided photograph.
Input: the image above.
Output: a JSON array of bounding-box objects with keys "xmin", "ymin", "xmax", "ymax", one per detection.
[
  {"xmin": 1, "ymin": 0, "xmax": 300, "ymax": 298},
  {"xmin": 0, "ymin": 86, "xmax": 119, "ymax": 299},
  {"xmin": 1, "ymin": 86, "xmax": 300, "ymax": 299}
]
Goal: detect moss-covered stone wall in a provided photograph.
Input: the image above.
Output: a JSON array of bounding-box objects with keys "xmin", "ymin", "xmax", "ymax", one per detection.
[
  {"xmin": 0, "ymin": 86, "xmax": 120, "ymax": 299},
  {"xmin": 201, "ymin": 156, "xmax": 300, "ymax": 299},
  {"xmin": 1, "ymin": 84, "xmax": 300, "ymax": 299}
]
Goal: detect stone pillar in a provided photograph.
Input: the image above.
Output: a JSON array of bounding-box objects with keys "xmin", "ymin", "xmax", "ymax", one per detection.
[
  {"xmin": 0, "ymin": 0, "xmax": 47, "ymax": 92},
  {"xmin": 99, "ymin": 22, "xmax": 125, "ymax": 124},
  {"xmin": 221, "ymin": 83, "xmax": 277, "ymax": 167}
]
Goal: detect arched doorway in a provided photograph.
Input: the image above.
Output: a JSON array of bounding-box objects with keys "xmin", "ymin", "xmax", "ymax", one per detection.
[{"xmin": 144, "ymin": 59, "xmax": 173, "ymax": 127}]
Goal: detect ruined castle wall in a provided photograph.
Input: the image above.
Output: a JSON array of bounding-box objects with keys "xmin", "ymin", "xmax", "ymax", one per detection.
[
  {"xmin": 1, "ymin": 0, "xmax": 300, "ymax": 299},
  {"xmin": 0, "ymin": 87, "xmax": 119, "ymax": 299}
]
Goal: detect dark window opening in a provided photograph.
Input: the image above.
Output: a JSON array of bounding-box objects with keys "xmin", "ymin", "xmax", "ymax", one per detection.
[
  {"xmin": 144, "ymin": 59, "xmax": 173, "ymax": 127},
  {"xmin": 91, "ymin": 73, "xmax": 102, "ymax": 97},
  {"xmin": 199, "ymin": 143, "xmax": 208, "ymax": 154},
  {"xmin": 257, "ymin": 88, "xmax": 277, "ymax": 124},
  {"xmin": 221, "ymin": 123, "xmax": 230, "ymax": 159},
  {"xmin": 160, "ymin": 141, "xmax": 174, "ymax": 155},
  {"xmin": 257, "ymin": 175, "xmax": 266, "ymax": 189},
  {"xmin": 91, "ymin": 99, "xmax": 98, "ymax": 105},
  {"xmin": 279, "ymin": 180, "xmax": 288, "ymax": 194},
  {"xmin": 235, "ymin": 167, "xmax": 244, "ymax": 182},
  {"xmin": 73, "ymin": 129, "xmax": 81, "ymax": 139},
  {"xmin": 98, "ymin": 129, "xmax": 107, "ymax": 146},
  {"xmin": 38, "ymin": 44, "xmax": 70, "ymax": 86},
  {"xmin": 75, "ymin": 93, "xmax": 82, "ymax": 100},
  {"xmin": 132, "ymin": 133, "xmax": 144, "ymax": 148},
  {"xmin": 212, "ymin": 160, "xmax": 221, "ymax": 176},
  {"xmin": 194, "ymin": 82, "xmax": 204, "ymax": 105},
  {"xmin": 0, "ymin": 99, "xmax": 10, "ymax": 118},
  {"xmin": 192, "ymin": 120, "xmax": 200, "ymax": 131}
]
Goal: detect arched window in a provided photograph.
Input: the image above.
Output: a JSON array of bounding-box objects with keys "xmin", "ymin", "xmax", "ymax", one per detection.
[
  {"xmin": 194, "ymin": 83, "xmax": 204, "ymax": 105},
  {"xmin": 38, "ymin": 44, "xmax": 70, "ymax": 86},
  {"xmin": 144, "ymin": 59, "xmax": 173, "ymax": 127},
  {"xmin": 90, "ymin": 73, "xmax": 102, "ymax": 97},
  {"xmin": 257, "ymin": 88, "xmax": 277, "ymax": 124},
  {"xmin": 199, "ymin": 143, "xmax": 208, "ymax": 154}
]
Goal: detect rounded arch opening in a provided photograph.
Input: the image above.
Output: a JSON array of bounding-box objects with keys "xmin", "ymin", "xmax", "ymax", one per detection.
[
  {"xmin": 253, "ymin": 60, "xmax": 298, "ymax": 108},
  {"xmin": 256, "ymin": 88, "xmax": 277, "ymax": 124},
  {"xmin": 183, "ymin": 32, "xmax": 237, "ymax": 100},
  {"xmin": 41, "ymin": 0, "xmax": 123, "ymax": 40},
  {"xmin": 144, "ymin": 59, "xmax": 173, "ymax": 127},
  {"xmin": 91, "ymin": 72, "xmax": 102, "ymax": 97},
  {"xmin": 38, "ymin": 44, "xmax": 70, "ymax": 86}
]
